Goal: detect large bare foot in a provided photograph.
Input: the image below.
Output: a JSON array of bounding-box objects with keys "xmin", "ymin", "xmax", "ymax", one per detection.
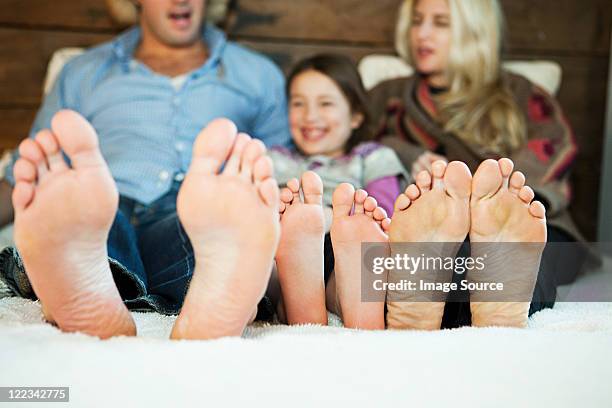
[
  {"xmin": 330, "ymin": 184, "xmax": 391, "ymax": 330},
  {"xmin": 12, "ymin": 110, "xmax": 135, "ymax": 339},
  {"xmin": 276, "ymin": 171, "xmax": 327, "ymax": 325},
  {"xmin": 387, "ymin": 161, "xmax": 472, "ymax": 330},
  {"xmin": 469, "ymin": 158, "xmax": 547, "ymax": 328},
  {"xmin": 170, "ymin": 119, "xmax": 280, "ymax": 340}
]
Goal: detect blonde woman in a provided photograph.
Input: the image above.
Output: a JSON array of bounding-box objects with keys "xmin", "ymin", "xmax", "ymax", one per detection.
[{"xmin": 369, "ymin": 0, "xmax": 585, "ymax": 330}]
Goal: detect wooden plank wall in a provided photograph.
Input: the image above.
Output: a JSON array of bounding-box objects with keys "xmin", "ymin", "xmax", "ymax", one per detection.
[{"xmin": 0, "ymin": 0, "xmax": 610, "ymax": 239}]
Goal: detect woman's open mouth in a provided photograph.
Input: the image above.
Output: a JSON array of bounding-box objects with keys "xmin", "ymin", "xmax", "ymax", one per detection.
[{"xmin": 417, "ymin": 46, "xmax": 434, "ymax": 59}]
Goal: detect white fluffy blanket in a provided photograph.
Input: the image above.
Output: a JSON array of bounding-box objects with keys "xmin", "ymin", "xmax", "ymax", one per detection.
[{"xmin": 0, "ymin": 296, "xmax": 611, "ymax": 407}]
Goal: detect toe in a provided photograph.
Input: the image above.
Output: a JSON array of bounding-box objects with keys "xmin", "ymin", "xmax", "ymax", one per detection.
[
  {"xmin": 472, "ymin": 159, "xmax": 503, "ymax": 199},
  {"xmin": 240, "ymin": 139, "xmax": 266, "ymax": 181},
  {"xmin": 444, "ymin": 161, "xmax": 472, "ymax": 199},
  {"xmin": 33, "ymin": 141, "xmax": 50, "ymax": 180},
  {"xmin": 509, "ymin": 171, "xmax": 526, "ymax": 195},
  {"xmin": 258, "ymin": 178, "xmax": 280, "ymax": 209},
  {"xmin": 18, "ymin": 138, "xmax": 44, "ymax": 162},
  {"xmin": 13, "ymin": 158, "xmax": 37, "ymax": 183},
  {"xmin": 35, "ymin": 129, "xmax": 68, "ymax": 173},
  {"xmin": 191, "ymin": 118, "xmax": 238, "ymax": 175},
  {"xmin": 519, "ymin": 186, "xmax": 535, "ymax": 204},
  {"xmin": 529, "ymin": 200, "xmax": 546, "ymax": 219},
  {"xmin": 332, "ymin": 183, "xmax": 355, "ymax": 218},
  {"xmin": 373, "ymin": 206, "xmax": 388, "ymax": 221},
  {"xmin": 50, "ymin": 110, "xmax": 106, "ymax": 169},
  {"xmin": 405, "ymin": 184, "xmax": 421, "ymax": 201},
  {"xmin": 364, "ymin": 196, "xmax": 377, "ymax": 217},
  {"xmin": 394, "ymin": 194, "xmax": 411, "ymax": 212},
  {"xmin": 416, "ymin": 170, "xmax": 432, "ymax": 193},
  {"xmin": 381, "ymin": 218, "xmax": 392, "ymax": 232},
  {"xmin": 253, "ymin": 156, "xmax": 274, "ymax": 183},
  {"xmin": 498, "ymin": 158, "xmax": 514, "ymax": 188},
  {"xmin": 19, "ymin": 138, "xmax": 47, "ymax": 180},
  {"xmin": 280, "ymin": 187, "xmax": 294, "ymax": 205},
  {"xmin": 354, "ymin": 189, "xmax": 368, "ymax": 214},
  {"xmin": 301, "ymin": 171, "xmax": 323, "ymax": 206},
  {"xmin": 286, "ymin": 178, "xmax": 300, "ymax": 203},
  {"xmin": 431, "ymin": 160, "xmax": 447, "ymax": 190},
  {"xmin": 12, "ymin": 181, "xmax": 35, "ymax": 212},
  {"xmin": 223, "ymin": 133, "xmax": 251, "ymax": 175}
]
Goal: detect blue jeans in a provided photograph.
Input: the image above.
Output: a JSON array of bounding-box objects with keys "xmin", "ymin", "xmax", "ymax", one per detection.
[
  {"xmin": 1, "ymin": 181, "xmax": 193, "ymax": 315},
  {"xmin": 107, "ymin": 181, "xmax": 194, "ymax": 314}
]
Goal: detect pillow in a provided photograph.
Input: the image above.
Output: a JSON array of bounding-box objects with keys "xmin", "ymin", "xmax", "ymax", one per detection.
[
  {"xmin": 358, "ymin": 54, "xmax": 562, "ymax": 95},
  {"xmin": 0, "ymin": 151, "xmax": 11, "ymax": 179},
  {"xmin": 43, "ymin": 48, "xmax": 85, "ymax": 96}
]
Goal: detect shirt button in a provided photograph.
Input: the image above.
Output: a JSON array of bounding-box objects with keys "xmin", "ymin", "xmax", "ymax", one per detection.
[
  {"xmin": 175, "ymin": 142, "xmax": 186, "ymax": 152},
  {"xmin": 159, "ymin": 170, "xmax": 170, "ymax": 181},
  {"xmin": 172, "ymin": 97, "xmax": 180, "ymax": 106},
  {"xmin": 174, "ymin": 172, "xmax": 185, "ymax": 182}
]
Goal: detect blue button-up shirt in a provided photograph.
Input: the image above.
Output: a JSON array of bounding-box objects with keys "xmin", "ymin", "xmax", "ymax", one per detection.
[{"xmin": 5, "ymin": 25, "xmax": 291, "ymax": 204}]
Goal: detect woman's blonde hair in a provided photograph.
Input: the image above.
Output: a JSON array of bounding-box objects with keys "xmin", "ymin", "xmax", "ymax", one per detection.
[{"xmin": 396, "ymin": 0, "xmax": 526, "ymax": 154}]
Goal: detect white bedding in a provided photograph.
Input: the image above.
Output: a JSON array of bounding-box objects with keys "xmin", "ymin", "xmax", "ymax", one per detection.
[{"xmin": 0, "ymin": 292, "xmax": 611, "ymax": 407}]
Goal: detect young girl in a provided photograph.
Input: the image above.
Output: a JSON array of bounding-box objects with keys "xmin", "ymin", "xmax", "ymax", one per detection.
[
  {"xmin": 268, "ymin": 54, "xmax": 409, "ymax": 327},
  {"xmin": 270, "ymin": 54, "xmax": 409, "ymax": 228},
  {"xmin": 369, "ymin": 0, "xmax": 585, "ymax": 329}
]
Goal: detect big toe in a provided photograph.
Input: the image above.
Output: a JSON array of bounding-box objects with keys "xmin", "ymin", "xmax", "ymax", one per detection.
[
  {"xmin": 332, "ymin": 183, "xmax": 355, "ymax": 218},
  {"xmin": 50, "ymin": 110, "xmax": 105, "ymax": 169},
  {"xmin": 191, "ymin": 118, "xmax": 238, "ymax": 174},
  {"xmin": 444, "ymin": 161, "xmax": 472, "ymax": 199},
  {"xmin": 301, "ymin": 171, "xmax": 323, "ymax": 205},
  {"xmin": 472, "ymin": 159, "xmax": 503, "ymax": 199}
]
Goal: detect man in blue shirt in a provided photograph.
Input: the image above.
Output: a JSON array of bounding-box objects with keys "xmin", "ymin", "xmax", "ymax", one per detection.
[{"xmin": 0, "ymin": 0, "xmax": 291, "ymax": 339}]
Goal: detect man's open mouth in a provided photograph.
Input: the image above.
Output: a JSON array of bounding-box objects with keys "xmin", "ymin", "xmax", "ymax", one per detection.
[{"xmin": 168, "ymin": 11, "xmax": 192, "ymax": 28}]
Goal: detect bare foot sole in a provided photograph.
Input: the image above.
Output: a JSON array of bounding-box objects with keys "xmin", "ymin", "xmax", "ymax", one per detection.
[
  {"xmin": 13, "ymin": 110, "xmax": 135, "ymax": 339},
  {"xmin": 170, "ymin": 119, "xmax": 280, "ymax": 340},
  {"xmin": 386, "ymin": 161, "xmax": 472, "ymax": 330},
  {"xmin": 330, "ymin": 183, "xmax": 391, "ymax": 330},
  {"xmin": 276, "ymin": 171, "xmax": 327, "ymax": 325},
  {"xmin": 469, "ymin": 158, "xmax": 547, "ymax": 328}
]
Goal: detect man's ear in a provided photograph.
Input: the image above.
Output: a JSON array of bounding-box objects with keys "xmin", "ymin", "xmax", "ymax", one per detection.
[{"xmin": 351, "ymin": 112, "xmax": 364, "ymax": 129}]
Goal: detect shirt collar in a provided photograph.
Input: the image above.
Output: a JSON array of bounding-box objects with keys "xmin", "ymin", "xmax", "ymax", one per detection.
[{"xmin": 112, "ymin": 24, "xmax": 227, "ymax": 73}]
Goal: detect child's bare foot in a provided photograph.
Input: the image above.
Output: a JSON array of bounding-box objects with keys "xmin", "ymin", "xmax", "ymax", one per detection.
[
  {"xmin": 12, "ymin": 110, "xmax": 135, "ymax": 339},
  {"xmin": 469, "ymin": 158, "xmax": 547, "ymax": 328},
  {"xmin": 330, "ymin": 184, "xmax": 390, "ymax": 330},
  {"xmin": 171, "ymin": 119, "xmax": 280, "ymax": 340},
  {"xmin": 276, "ymin": 171, "xmax": 327, "ymax": 325},
  {"xmin": 387, "ymin": 161, "xmax": 472, "ymax": 330}
]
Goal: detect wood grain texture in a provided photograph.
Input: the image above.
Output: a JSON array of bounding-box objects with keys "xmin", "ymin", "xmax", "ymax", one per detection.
[
  {"xmin": 0, "ymin": 0, "xmax": 609, "ymax": 238},
  {"xmin": 500, "ymin": 0, "xmax": 612, "ymax": 55},
  {"xmin": 0, "ymin": 28, "xmax": 112, "ymax": 106},
  {"xmin": 1, "ymin": 0, "xmax": 610, "ymax": 54},
  {"xmin": 0, "ymin": 0, "xmax": 118, "ymax": 31},
  {"xmin": 234, "ymin": 0, "xmax": 612, "ymax": 54},
  {"xmin": 0, "ymin": 108, "xmax": 37, "ymax": 150},
  {"xmin": 231, "ymin": 0, "xmax": 400, "ymax": 45}
]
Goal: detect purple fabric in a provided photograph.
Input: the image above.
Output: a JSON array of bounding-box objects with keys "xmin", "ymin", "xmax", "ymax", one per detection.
[
  {"xmin": 351, "ymin": 141, "xmax": 382, "ymax": 157},
  {"xmin": 365, "ymin": 175, "xmax": 400, "ymax": 217}
]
